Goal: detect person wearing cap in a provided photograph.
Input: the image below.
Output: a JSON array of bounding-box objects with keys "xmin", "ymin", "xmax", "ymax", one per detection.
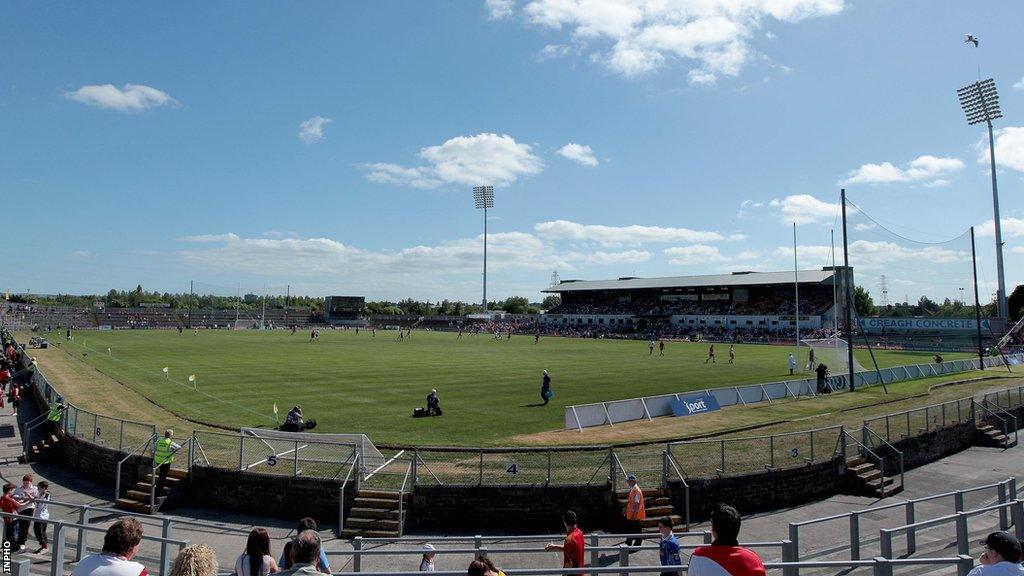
[
  {"xmin": 623, "ymin": 474, "xmax": 646, "ymax": 547},
  {"xmin": 968, "ymin": 532, "xmax": 1023, "ymax": 576},
  {"xmin": 419, "ymin": 543, "xmax": 436, "ymax": 572},
  {"xmin": 426, "ymin": 389, "xmax": 440, "ymax": 416},
  {"xmin": 658, "ymin": 517, "xmax": 682, "ymax": 576}
]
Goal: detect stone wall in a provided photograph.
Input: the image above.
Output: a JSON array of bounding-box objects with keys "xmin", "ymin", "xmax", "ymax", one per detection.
[
  {"xmin": 409, "ymin": 484, "xmax": 617, "ymax": 534},
  {"xmin": 876, "ymin": 422, "xmax": 976, "ymax": 475},
  {"xmin": 669, "ymin": 456, "xmax": 844, "ymax": 522},
  {"xmin": 183, "ymin": 465, "xmax": 354, "ymax": 525},
  {"xmin": 61, "ymin": 433, "xmax": 147, "ymax": 491}
]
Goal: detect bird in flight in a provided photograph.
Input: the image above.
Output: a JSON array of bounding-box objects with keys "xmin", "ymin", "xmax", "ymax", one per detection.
[{"xmin": 964, "ymin": 34, "xmax": 979, "ymax": 47}]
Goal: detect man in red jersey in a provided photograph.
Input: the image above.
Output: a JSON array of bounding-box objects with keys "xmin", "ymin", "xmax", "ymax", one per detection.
[
  {"xmin": 546, "ymin": 510, "xmax": 585, "ymax": 574},
  {"xmin": 688, "ymin": 504, "xmax": 765, "ymax": 576}
]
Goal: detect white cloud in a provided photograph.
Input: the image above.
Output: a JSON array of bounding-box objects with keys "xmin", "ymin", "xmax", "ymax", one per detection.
[
  {"xmin": 538, "ymin": 44, "xmax": 574, "ymax": 60},
  {"xmin": 664, "ymin": 244, "xmax": 728, "ymax": 265},
  {"xmin": 769, "ymin": 194, "xmax": 841, "ymax": 225},
  {"xmin": 977, "ymin": 127, "xmax": 1024, "ymax": 173},
  {"xmin": 1014, "ymin": 77, "xmax": 1024, "ymax": 91},
  {"xmin": 486, "ymin": 0, "xmax": 514, "ymax": 19},
  {"xmin": 775, "ymin": 240, "xmax": 969, "ymax": 266},
  {"xmin": 362, "ymin": 133, "xmax": 542, "ymax": 189},
  {"xmin": 64, "ymin": 83, "xmax": 176, "ymax": 112},
  {"xmin": 298, "ymin": 116, "xmax": 332, "ymax": 144},
  {"xmin": 179, "ymin": 233, "xmax": 241, "ymax": 243},
  {"xmin": 976, "ymin": 218, "xmax": 1024, "ymax": 238},
  {"xmin": 840, "ymin": 155, "xmax": 963, "ymax": 186},
  {"xmin": 71, "ymin": 250, "xmax": 91, "ymax": 258},
  {"xmin": 586, "ymin": 250, "xmax": 650, "ymax": 265},
  {"xmin": 557, "ymin": 143, "xmax": 599, "ymax": 167},
  {"xmin": 359, "ymin": 163, "xmax": 444, "ymax": 189},
  {"xmin": 1012, "ymin": 246, "xmax": 1024, "ymax": 254},
  {"xmin": 519, "ymin": 0, "xmax": 843, "ymax": 82},
  {"xmin": 854, "ymin": 222, "xmax": 876, "ymax": 231},
  {"xmin": 765, "ymin": 31, "xmax": 777, "ymax": 40},
  {"xmin": 535, "ymin": 220, "xmax": 743, "ymax": 247}
]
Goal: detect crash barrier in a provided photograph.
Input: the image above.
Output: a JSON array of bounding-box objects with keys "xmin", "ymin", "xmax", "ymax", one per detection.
[
  {"xmin": 0, "ymin": 510, "xmax": 189, "ymax": 576},
  {"xmin": 565, "ymin": 354, "xmax": 1021, "ymax": 430},
  {"xmin": 789, "ymin": 478, "xmax": 1020, "ymax": 563}
]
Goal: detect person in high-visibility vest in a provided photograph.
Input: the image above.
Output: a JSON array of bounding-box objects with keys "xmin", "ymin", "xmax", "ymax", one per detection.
[
  {"xmin": 624, "ymin": 474, "xmax": 646, "ymax": 547},
  {"xmin": 45, "ymin": 401, "xmax": 64, "ymax": 439},
  {"xmin": 154, "ymin": 430, "xmax": 181, "ymax": 495}
]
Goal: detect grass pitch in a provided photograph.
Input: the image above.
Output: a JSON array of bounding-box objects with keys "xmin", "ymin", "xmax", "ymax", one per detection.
[{"xmin": 44, "ymin": 328, "xmax": 969, "ymax": 446}]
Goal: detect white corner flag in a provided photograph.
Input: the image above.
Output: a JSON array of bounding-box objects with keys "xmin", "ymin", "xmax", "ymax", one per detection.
[
  {"xmin": 162, "ymin": 367, "xmax": 169, "ymax": 379},
  {"xmin": 273, "ymin": 403, "xmax": 279, "ymax": 424},
  {"xmin": 188, "ymin": 374, "xmax": 196, "ymax": 390}
]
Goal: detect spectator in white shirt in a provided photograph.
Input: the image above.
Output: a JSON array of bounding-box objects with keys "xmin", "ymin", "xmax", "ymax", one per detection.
[{"xmin": 70, "ymin": 517, "xmax": 148, "ymax": 576}]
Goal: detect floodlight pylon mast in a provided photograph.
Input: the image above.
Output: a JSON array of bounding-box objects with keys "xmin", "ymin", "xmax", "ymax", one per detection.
[
  {"xmin": 958, "ymin": 78, "xmax": 1007, "ymax": 319},
  {"xmin": 841, "ymin": 189, "xmax": 856, "ymax": 392},
  {"xmin": 473, "ymin": 186, "xmax": 495, "ymax": 312}
]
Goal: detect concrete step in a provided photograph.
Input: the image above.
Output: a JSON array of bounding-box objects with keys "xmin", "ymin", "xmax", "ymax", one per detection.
[
  {"xmin": 133, "ymin": 482, "xmax": 174, "ymax": 496},
  {"xmin": 340, "ymin": 529, "xmax": 399, "ymax": 540},
  {"xmin": 640, "ymin": 515, "xmax": 681, "ymax": 528},
  {"xmin": 848, "ymin": 463, "xmax": 875, "ymax": 474},
  {"xmin": 114, "ymin": 498, "xmax": 156, "ymax": 514},
  {"xmin": 144, "ymin": 471, "xmax": 187, "ymax": 483},
  {"xmin": 353, "ymin": 497, "xmax": 400, "ymax": 510},
  {"xmin": 126, "ymin": 489, "xmax": 164, "ymax": 501},
  {"xmin": 357, "ymin": 490, "xmax": 409, "ymax": 500},
  {"xmin": 616, "ymin": 489, "xmax": 666, "ymax": 498},
  {"xmin": 347, "ymin": 508, "xmax": 399, "ymax": 520},
  {"xmin": 345, "ymin": 517, "xmax": 400, "ymax": 530},
  {"xmin": 647, "ymin": 497, "xmax": 671, "ymax": 507},
  {"xmin": 846, "ymin": 457, "xmax": 866, "ymax": 467},
  {"xmin": 858, "ymin": 470, "xmax": 882, "ymax": 482},
  {"xmin": 645, "ymin": 506, "xmax": 675, "ymax": 516}
]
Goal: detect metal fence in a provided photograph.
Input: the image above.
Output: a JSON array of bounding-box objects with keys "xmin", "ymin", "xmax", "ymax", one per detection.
[
  {"xmin": 410, "ymin": 445, "xmax": 615, "ymax": 487},
  {"xmin": 190, "ymin": 429, "xmax": 358, "ymax": 479},
  {"xmin": 667, "ymin": 425, "xmax": 845, "ymax": 478},
  {"xmin": 983, "ymin": 384, "xmax": 1024, "ymax": 411},
  {"xmin": 862, "ymin": 396, "xmax": 975, "ymax": 445},
  {"xmin": 566, "ymin": 353, "xmax": 1024, "ymax": 430}
]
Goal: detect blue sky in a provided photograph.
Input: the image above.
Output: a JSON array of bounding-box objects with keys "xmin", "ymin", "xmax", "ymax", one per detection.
[{"xmin": 2, "ymin": 1, "xmax": 1023, "ymax": 303}]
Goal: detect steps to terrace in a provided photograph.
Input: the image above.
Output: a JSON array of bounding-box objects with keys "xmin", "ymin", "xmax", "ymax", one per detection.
[
  {"xmin": 616, "ymin": 488, "xmax": 684, "ymax": 533},
  {"xmin": 977, "ymin": 423, "xmax": 1018, "ymax": 449},
  {"xmin": 115, "ymin": 468, "xmax": 188, "ymax": 514},
  {"xmin": 341, "ymin": 489, "xmax": 410, "ymax": 539},
  {"xmin": 846, "ymin": 456, "xmax": 902, "ymax": 498}
]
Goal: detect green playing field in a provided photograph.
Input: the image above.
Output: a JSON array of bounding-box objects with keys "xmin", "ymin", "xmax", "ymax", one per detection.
[{"xmin": 48, "ymin": 328, "xmax": 968, "ymax": 446}]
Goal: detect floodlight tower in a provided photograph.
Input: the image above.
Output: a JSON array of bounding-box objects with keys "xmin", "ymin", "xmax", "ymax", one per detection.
[
  {"xmin": 473, "ymin": 185, "xmax": 495, "ymax": 311},
  {"xmin": 957, "ymin": 77, "xmax": 1007, "ymax": 319}
]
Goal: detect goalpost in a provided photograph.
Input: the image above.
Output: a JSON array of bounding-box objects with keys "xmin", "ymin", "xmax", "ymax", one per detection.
[{"xmin": 800, "ymin": 337, "xmax": 868, "ymax": 374}]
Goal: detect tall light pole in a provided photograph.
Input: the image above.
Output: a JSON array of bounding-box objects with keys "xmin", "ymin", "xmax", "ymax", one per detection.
[
  {"xmin": 473, "ymin": 185, "xmax": 494, "ymax": 311},
  {"xmin": 957, "ymin": 77, "xmax": 1007, "ymax": 319}
]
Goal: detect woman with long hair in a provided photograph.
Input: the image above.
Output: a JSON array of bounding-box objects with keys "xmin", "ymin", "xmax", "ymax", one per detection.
[{"xmin": 234, "ymin": 528, "xmax": 279, "ymax": 576}]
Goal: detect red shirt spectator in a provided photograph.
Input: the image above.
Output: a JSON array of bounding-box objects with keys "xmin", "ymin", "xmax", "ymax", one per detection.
[
  {"xmin": 1, "ymin": 489, "xmax": 19, "ymax": 524},
  {"xmin": 563, "ymin": 525, "xmax": 585, "ymax": 570}
]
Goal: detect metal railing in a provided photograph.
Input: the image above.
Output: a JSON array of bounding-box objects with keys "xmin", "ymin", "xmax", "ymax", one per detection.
[
  {"xmin": 667, "ymin": 425, "xmax": 845, "ymax": 478},
  {"xmin": 862, "ymin": 426, "xmax": 905, "ymax": 488},
  {"xmin": 879, "ymin": 498, "xmax": 1024, "ymax": 560},
  {"xmin": 978, "ymin": 398, "xmax": 1021, "ymax": 445},
  {"xmin": 863, "ymin": 396, "xmax": 975, "ymax": 443},
  {"xmin": 0, "ymin": 510, "xmax": 189, "ymax": 576},
  {"xmin": 115, "ymin": 432, "xmax": 158, "ymax": 501},
  {"xmin": 789, "ymin": 477, "xmax": 1020, "ymax": 563}
]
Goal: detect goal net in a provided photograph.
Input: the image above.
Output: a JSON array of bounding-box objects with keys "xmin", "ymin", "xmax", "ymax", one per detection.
[{"xmin": 800, "ymin": 337, "xmax": 868, "ymax": 374}]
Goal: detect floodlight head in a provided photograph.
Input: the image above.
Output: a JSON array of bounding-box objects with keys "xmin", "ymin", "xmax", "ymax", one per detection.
[
  {"xmin": 473, "ymin": 185, "xmax": 495, "ymax": 209},
  {"xmin": 957, "ymin": 78, "xmax": 1002, "ymax": 125}
]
